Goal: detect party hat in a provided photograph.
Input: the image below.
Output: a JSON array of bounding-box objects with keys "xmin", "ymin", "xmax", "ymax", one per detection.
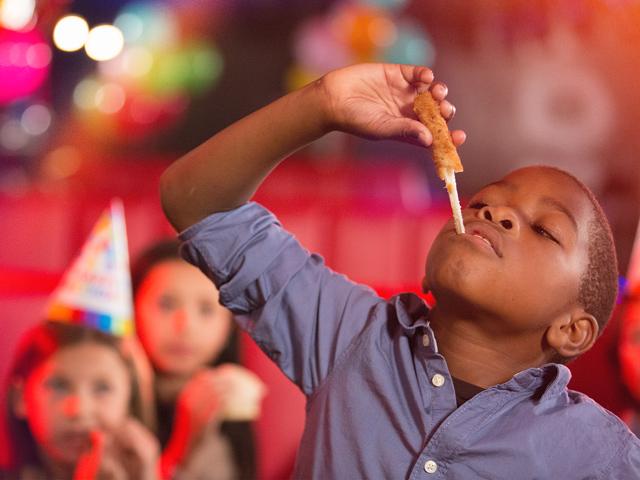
[
  {"xmin": 626, "ymin": 217, "xmax": 640, "ymax": 298},
  {"xmin": 47, "ymin": 199, "xmax": 134, "ymax": 336}
]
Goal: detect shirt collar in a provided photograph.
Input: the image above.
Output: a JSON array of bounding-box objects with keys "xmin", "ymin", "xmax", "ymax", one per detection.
[{"xmin": 390, "ymin": 293, "xmax": 572, "ymax": 399}]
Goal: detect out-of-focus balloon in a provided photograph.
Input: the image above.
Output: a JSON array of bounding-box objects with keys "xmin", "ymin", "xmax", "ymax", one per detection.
[
  {"xmin": 294, "ymin": 18, "xmax": 353, "ymax": 73},
  {"xmin": 0, "ymin": 27, "xmax": 51, "ymax": 105},
  {"xmin": 382, "ymin": 20, "xmax": 434, "ymax": 66}
]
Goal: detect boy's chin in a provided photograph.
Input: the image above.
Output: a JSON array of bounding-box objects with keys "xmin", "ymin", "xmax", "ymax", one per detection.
[{"xmin": 425, "ymin": 267, "xmax": 502, "ymax": 314}]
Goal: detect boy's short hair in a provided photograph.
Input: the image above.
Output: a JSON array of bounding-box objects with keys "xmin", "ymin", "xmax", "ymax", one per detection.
[{"xmin": 547, "ymin": 167, "xmax": 618, "ymax": 334}]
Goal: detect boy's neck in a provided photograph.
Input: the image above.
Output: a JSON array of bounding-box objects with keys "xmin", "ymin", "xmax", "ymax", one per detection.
[{"xmin": 429, "ymin": 307, "xmax": 550, "ymax": 388}]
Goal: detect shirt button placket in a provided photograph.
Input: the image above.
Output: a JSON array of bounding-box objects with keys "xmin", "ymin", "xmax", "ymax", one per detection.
[
  {"xmin": 424, "ymin": 460, "xmax": 438, "ymax": 474},
  {"xmin": 431, "ymin": 373, "xmax": 445, "ymax": 387}
]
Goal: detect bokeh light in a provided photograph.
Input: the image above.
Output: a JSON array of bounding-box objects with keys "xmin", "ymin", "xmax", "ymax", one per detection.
[
  {"xmin": 21, "ymin": 104, "xmax": 52, "ymax": 136},
  {"xmin": 41, "ymin": 145, "xmax": 83, "ymax": 180},
  {"xmin": 0, "ymin": 27, "xmax": 50, "ymax": 104},
  {"xmin": 53, "ymin": 15, "xmax": 89, "ymax": 52},
  {"xmin": 0, "ymin": 0, "xmax": 36, "ymax": 31},
  {"xmin": 115, "ymin": 2, "xmax": 177, "ymax": 47},
  {"xmin": 73, "ymin": 77, "xmax": 100, "ymax": 110},
  {"xmin": 95, "ymin": 83, "xmax": 126, "ymax": 114},
  {"xmin": 85, "ymin": 24, "xmax": 124, "ymax": 61},
  {"xmin": 0, "ymin": 118, "xmax": 29, "ymax": 151}
]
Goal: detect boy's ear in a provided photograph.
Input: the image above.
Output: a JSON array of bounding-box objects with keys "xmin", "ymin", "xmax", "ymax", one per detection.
[
  {"xmin": 421, "ymin": 276, "xmax": 429, "ymax": 294},
  {"xmin": 11, "ymin": 380, "xmax": 28, "ymax": 419},
  {"xmin": 545, "ymin": 308, "xmax": 599, "ymax": 360}
]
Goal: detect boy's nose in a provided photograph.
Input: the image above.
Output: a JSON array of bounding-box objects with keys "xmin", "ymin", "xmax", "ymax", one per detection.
[{"xmin": 478, "ymin": 205, "xmax": 520, "ymax": 234}]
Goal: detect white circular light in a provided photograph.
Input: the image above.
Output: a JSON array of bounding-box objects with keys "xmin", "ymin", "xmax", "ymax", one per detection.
[
  {"xmin": 1, "ymin": 0, "xmax": 36, "ymax": 31},
  {"xmin": 85, "ymin": 24, "xmax": 124, "ymax": 62},
  {"xmin": 53, "ymin": 15, "xmax": 89, "ymax": 52},
  {"xmin": 21, "ymin": 104, "xmax": 52, "ymax": 135}
]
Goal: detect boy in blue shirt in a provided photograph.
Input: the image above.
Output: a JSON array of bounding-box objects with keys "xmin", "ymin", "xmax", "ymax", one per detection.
[{"xmin": 160, "ymin": 63, "xmax": 640, "ymax": 478}]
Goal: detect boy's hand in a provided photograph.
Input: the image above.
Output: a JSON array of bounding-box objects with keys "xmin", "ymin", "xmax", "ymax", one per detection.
[{"xmin": 320, "ymin": 63, "xmax": 466, "ymax": 148}]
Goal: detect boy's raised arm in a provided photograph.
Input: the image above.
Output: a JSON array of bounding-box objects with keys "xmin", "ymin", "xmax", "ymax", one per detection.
[{"xmin": 160, "ymin": 63, "xmax": 464, "ymax": 232}]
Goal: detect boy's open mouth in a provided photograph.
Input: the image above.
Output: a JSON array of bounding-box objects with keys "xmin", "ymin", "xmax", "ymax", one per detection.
[{"xmin": 463, "ymin": 223, "xmax": 503, "ymax": 257}]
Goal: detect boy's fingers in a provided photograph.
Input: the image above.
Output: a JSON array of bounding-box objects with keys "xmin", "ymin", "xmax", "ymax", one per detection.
[
  {"xmin": 393, "ymin": 119, "xmax": 433, "ymax": 147},
  {"xmin": 430, "ymin": 82, "xmax": 448, "ymax": 101},
  {"xmin": 439, "ymin": 100, "xmax": 456, "ymax": 122},
  {"xmin": 451, "ymin": 130, "xmax": 467, "ymax": 146},
  {"xmin": 400, "ymin": 64, "xmax": 434, "ymax": 89}
]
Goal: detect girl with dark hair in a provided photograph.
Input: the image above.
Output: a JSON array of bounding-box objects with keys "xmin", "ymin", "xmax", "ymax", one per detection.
[
  {"xmin": 132, "ymin": 240, "xmax": 265, "ymax": 480},
  {"xmin": 1, "ymin": 321, "xmax": 160, "ymax": 479}
]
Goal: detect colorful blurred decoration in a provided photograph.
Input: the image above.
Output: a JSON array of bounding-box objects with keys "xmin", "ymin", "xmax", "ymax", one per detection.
[
  {"xmin": 47, "ymin": 199, "xmax": 134, "ymax": 337},
  {"xmin": 67, "ymin": 0, "xmax": 224, "ymax": 144},
  {"xmin": 287, "ymin": 1, "xmax": 434, "ymax": 91},
  {"xmin": 0, "ymin": 27, "xmax": 51, "ymax": 105}
]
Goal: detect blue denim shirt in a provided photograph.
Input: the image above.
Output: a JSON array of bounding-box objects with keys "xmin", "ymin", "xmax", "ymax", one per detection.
[{"xmin": 180, "ymin": 202, "xmax": 640, "ymax": 479}]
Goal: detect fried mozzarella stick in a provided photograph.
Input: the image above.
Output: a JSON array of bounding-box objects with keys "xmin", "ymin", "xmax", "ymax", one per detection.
[{"xmin": 413, "ymin": 91, "xmax": 465, "ymax": 234}]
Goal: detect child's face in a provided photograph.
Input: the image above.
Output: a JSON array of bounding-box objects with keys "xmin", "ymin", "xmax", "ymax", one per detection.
[
  {"xmin": 14, "ymin": 342, "xmax": 131, "ymax": 465},
  {"xmin": 425, "ymin": 167, "xmax": 594, "ymax": 332},
  {"xmin": 619, "ymin": 302, "xmax": 640, "ymax": 401},
  {"xmin": 135, "ymin": 259, "xmax": 232, "ymax": 376}
]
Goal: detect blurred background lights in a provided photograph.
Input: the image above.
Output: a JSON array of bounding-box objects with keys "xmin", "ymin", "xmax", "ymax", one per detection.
[
  {"xmin": 113, "ymin": 12, "xmax": 144, "ymax": 44},
  {"xmin": 0, "ymin": 27, "xmax": 50, "ymax": 104},
  {"xmin": 85, "ymin": 24, "xmax": 124, "ymax": 61},
  {"xmin": 0, "ymin": 118, "xmax": 29, "ymax": 150},
  {"xmin": 41, "ymin": 145, "xmax": 82, "ymax": 180},
  {"xmin": 0, "ymin": 0, "xmax": 36, "ymax": 31},
  {"xmin": 95, "ymin": 83, "xmax": 125, "ymax": 114},
  {"xmin": 73, "ymin": 78, "xmax": 100, "ymax": 110},
  {"xmin": 21, "ymin": 104, "xmax": 51, "ymax": 135},
  {"xmin": 26, "ymin": 42, "xmax": 51, "ymax": 68},
  {"xmin": 53, "ymin": 15, "xmax": 89, "ymax": 52},
  {"xmin": 115, "ymin": 2, "xmax": 177, "ymax": 47}
]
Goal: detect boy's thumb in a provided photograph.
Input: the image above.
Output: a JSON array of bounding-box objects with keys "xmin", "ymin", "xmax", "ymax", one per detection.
[{"xmin": 394, "ymin": 119, "xmax": 432, "ymax": 148}]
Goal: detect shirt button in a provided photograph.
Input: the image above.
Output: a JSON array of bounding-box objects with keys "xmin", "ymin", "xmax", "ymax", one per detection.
[
  {"xmin": 422, "ymin": 334, "xmax": 430, "ymax": 347},
  {"xmin": 424, "ymin": 460, "xmax": 438, "ymax": 474},
  {"xmin": 431, "ymin": 373, "xmax": 445, "ymax": 387}
]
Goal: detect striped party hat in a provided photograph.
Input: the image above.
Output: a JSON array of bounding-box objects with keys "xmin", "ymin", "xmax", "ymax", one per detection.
[{"xmin": 47, "ymin": 199, "xmax": 133, "ymax": 336}]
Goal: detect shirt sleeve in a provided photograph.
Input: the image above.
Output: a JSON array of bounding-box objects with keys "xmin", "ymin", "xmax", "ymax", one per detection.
[
  {"xmin": 599, "ymin": 426, "xmax": 640, "ymax": 479},
  {"xmin": 179, "ymin": 202, "xmax": 385, "ymax": 396}
]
